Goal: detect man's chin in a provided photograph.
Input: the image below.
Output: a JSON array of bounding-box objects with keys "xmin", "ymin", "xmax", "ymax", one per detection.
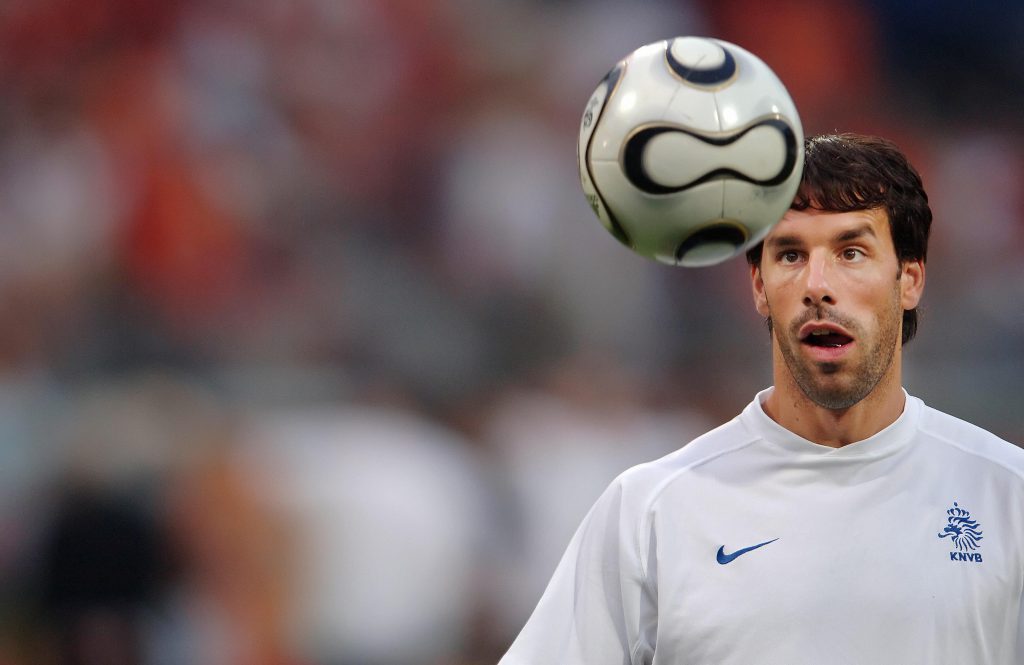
[{"xmin": 817, "ymin": 361, "xmax": 842, "ymax": 375}]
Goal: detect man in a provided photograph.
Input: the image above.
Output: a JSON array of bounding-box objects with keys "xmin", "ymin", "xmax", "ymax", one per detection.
[{"xmin": 499, "ymin": 134, "xmax": 1024, "ymax": 664}]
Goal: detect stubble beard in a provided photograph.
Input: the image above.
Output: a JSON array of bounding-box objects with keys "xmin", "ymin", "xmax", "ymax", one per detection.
[{"xmin": 772, "ymin": 290, "xmax": 903, "ymax": 411}]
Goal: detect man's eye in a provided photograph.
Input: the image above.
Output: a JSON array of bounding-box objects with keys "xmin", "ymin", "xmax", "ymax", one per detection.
[
  {"xmin": 779, "ymin": 251, "xmax": 800, "ymax": 264},
  {"xmin": 843, "ymin": 248, "xmax": 865, "ymax": 261}
]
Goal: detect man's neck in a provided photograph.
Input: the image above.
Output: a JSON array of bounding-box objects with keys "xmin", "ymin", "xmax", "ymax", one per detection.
[{"xmin": 762, "ymin": 364, "xmax": 906, "ymax": 448}]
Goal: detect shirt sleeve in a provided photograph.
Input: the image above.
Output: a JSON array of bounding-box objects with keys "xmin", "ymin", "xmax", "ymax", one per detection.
[
  {"xmin": 1017, "ymin": 584, "xmax": 1024, "ymax": 660},
  {"xmin": 499, "ymin": 476, "xmax": 656, "ymax": 665}
]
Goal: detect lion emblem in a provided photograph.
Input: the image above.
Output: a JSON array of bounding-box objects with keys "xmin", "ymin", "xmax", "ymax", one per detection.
[{"xmin": 937, "ymin": 502, "xmax": 983, "ymax": 552}]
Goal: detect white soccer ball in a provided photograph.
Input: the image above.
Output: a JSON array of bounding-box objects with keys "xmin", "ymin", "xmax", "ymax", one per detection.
[{"xmin": 578, "ymin": 36, "xmax": 804, "ymax": 267}]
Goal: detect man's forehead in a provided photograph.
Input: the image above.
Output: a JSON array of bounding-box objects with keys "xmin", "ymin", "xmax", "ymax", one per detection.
[{"xmin": 764, "ymin": 208, "xmax": 889, "ymax": 244}]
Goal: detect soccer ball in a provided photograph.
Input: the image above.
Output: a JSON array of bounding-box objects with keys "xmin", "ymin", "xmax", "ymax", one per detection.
[{"xmin": 578, "ymin": 36, "xmax": 804, "ymax": 267}]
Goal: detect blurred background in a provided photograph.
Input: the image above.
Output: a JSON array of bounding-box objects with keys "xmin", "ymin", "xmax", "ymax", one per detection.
[{"xmin": 0, "ymin": 0, "xmax": 1021, "ymax": 663}]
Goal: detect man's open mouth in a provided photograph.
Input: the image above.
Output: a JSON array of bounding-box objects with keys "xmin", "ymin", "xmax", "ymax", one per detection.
[{"xmin": 799, "ymin": 323, "xmax": 854, "ymax": 348}]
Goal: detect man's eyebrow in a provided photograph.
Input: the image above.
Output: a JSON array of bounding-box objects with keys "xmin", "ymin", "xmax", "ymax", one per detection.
[
  {"xmin": 766, "ymin": 224, "xmax": 878, "ymax": 250},
  {"xmin": 764, "ymin": 234, "xmax": 803, "ymax": 250},
  {"xmin": 835, "ymin": 224, "xmax": 876, "ymax": 243}
]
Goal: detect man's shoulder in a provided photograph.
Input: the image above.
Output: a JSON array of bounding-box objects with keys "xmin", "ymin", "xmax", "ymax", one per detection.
[
  {"xmin": 916, "ymin": 400, "xmax": 1024, "ymax": 477},
  {"xmin": 610, "ymin": 413, "xmax": 757, "ymax": 500}
]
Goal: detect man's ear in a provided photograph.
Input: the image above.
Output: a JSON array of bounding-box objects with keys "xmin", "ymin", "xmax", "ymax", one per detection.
[
  {"xmin": 751, "ymin": 263, "xmax": 770, "ymax": 317},
  {"xmin": 900, "ymin": 258, "xmax": 926, "ymax": 310}
]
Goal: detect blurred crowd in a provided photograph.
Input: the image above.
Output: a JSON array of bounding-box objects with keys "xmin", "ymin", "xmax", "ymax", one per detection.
[{"xmin": 0, "ymin": 0, "xmax": 1021, "ymax": 663}]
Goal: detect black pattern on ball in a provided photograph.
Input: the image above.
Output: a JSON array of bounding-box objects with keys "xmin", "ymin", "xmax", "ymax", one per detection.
[
  {"xmin": 622, "ymin": 118, "xmax": 799, "ymax": 195},
  {"xmin": 675, "ymin": 224, "xmax": 747, "ymax": 262},
  {"xmin": 665, "ymin": 39, "xmax": 736, "ymax": 85},
  {"xmin": 582, "ymin": 61, "xmax": 632, "ymax": 248}
]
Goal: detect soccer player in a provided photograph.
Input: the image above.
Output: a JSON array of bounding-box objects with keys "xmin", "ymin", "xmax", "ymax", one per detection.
[{"xmin": 499, "ymin": 134, "xmax": 1024, "ymax": 664}]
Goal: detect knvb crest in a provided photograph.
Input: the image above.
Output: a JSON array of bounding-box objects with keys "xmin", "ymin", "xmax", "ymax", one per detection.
[{"xmin": 938, "ymin": 502, "xmax": 983, "ymax": 563}]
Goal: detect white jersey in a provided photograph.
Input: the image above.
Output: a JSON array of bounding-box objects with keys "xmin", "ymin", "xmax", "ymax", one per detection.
[{"xmin": 500, "ymin": 388, "xmax": 1024, "ymax": 665}]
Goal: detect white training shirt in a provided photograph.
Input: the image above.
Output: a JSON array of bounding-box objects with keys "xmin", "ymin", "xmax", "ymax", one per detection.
[{"xmin": 500, "ymin": 388, "xmax": 1024, "ymax": 665}]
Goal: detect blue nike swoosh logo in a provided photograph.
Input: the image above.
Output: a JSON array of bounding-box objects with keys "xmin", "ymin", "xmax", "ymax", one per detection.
[{"xmin": 716, "ymin": 538, "xmax": 779, "ymax": 564}]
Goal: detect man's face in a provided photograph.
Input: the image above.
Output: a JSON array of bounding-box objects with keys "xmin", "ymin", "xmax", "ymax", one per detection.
[{"xmin": 751, "ymin": 208, "xmax": 925, "ymax": 410}]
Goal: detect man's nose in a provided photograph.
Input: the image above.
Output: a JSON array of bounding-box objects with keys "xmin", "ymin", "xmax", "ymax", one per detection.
[{"xmin": 802, "ymin": 253, "xmax": 835, "ymax": 307}]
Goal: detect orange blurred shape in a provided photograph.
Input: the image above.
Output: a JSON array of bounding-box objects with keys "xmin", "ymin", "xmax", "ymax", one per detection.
[{"xmin": 710, "ymin": 0, "xmax": 880, "ymax": 121}]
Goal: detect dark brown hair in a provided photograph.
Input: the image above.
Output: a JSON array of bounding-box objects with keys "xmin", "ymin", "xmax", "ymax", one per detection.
[{"xmin": 746, "ymin": 133, "xmax": 932, "ymax": 345}]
